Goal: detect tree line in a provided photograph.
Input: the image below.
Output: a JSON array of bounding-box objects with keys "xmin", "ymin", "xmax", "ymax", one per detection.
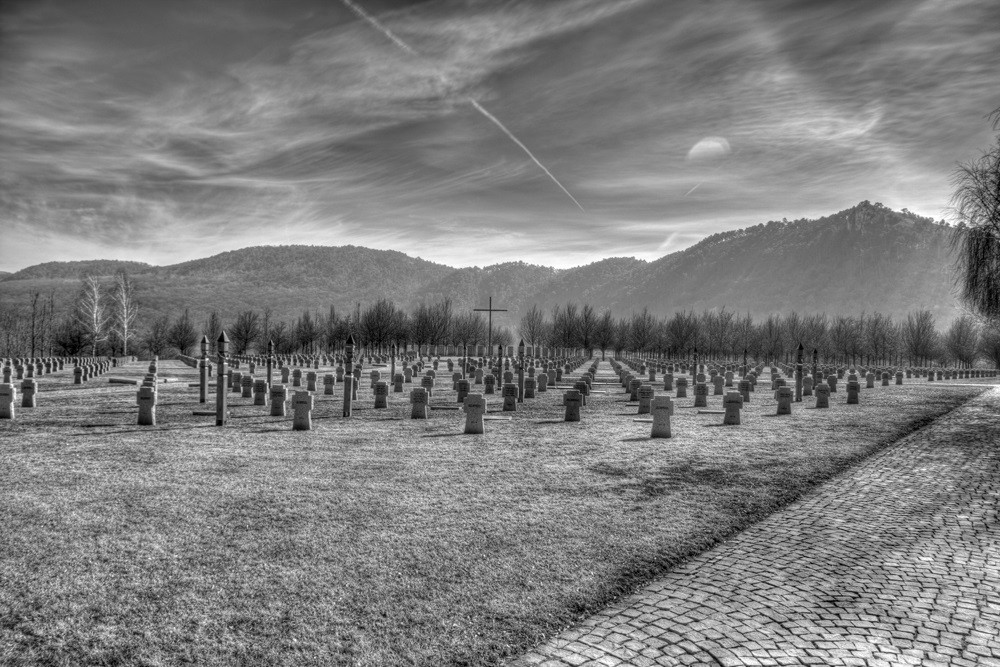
[{"xmin": 0, "ymin": 273, "xmax": 997, "ymax": 368}]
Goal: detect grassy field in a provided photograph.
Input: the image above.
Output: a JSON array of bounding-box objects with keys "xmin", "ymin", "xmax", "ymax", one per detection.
[{"xmin": 0, "ymin": 360, "xmax": 991, "ymax": 666}]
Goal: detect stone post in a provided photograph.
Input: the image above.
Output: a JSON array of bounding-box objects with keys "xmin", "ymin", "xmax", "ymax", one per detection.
[
  {"xmin": 216, "ymin": 331, "xmax": 229, "ymax": 426},
  {"xmin": 795, "ymin": 343, "xmax": 804, "ymax": 402},
  {"xmin": 199, "ymin": 335, "xmax": 209, "ymax": 404},
  {"xmin": 343, "ymin": 334, "xmax": 355, "ymax": 418},
  {"xmin": 517, "ymin": 339, "xmax": 525, "ymax": 403}
]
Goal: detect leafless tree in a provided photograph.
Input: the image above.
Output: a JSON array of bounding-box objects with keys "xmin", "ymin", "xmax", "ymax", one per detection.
[
  {"xmin": 945, "ymin": 314, "xmax": 980, "ymax": 367},
  {"xmin": 518, "ymin": 304, "xmax": 547, "ymax": 350},
  {"xmin": 901, "ymin": 309, "xmax": 939, "ymax": 366},
  {"xmin": 168, "ymin": 309, "xmax": 199, "ymax": 356},
  {"xmin": 230, "ymin": 310, "xmax": 261, "ymax": 355},
  {"xmin": 593, "ymin": 309, "xmax": 615, "ymax": 359},
  {"xmin": 978, "ymin": 321, "xmax": 1000, "ymax": 368},
  {"xmin": 111, "ymin": 271, "xmax": 139, "ymax": 356},
  {"xmin": 77, "ymin": 275, "xmax": 109, "ymax": 356}
]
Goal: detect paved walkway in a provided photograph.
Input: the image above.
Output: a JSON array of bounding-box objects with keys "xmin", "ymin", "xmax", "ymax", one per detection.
[{"xmin": 514, "ymin": 388, "xmax": 1000, "ymax": 667}]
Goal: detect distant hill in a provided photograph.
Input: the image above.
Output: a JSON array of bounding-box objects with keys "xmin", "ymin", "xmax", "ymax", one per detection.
[
  {"xmin": 2, "ymin": 260, "xmax": 154, "ymax": 282},
  {"xmin": 0, "ymin": 202, "xmax": 967, "ymax": 329}
]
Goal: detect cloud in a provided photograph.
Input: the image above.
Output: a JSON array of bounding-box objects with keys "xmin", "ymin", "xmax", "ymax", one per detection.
[{"xmin": 1, "ymin": 0, "xmax": 998, "ymax": 272}]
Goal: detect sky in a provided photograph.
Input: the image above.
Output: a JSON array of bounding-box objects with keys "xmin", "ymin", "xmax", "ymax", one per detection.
[{"xmin": 2, "ymin": 0, "xmax": 999, "ymax": 273}]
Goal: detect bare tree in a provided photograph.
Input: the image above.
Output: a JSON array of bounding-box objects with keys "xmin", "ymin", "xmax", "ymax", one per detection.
[
  {"xmin": 167, "ymin": 309, "xmax": 199, "ymax": 356},
  {"xmin": 77, "ymin": 275, "xmax": 109, "ymax": 356},
  {"xmin": 901, "ymin": 309, "xmax": 939, "ymax": 366},
  {"xmin": 111, "ymin": 271, "xmax": 139, "ymax": 356},
  {"xmin": 628, "ymin": 308, "xmax": 657, "ymax": 352},
  {"xmin": 951, "ymin": 107, "xmax": 1000, "ymax": 319},
  {"xmin": 518, "ymin": 305, "xmax": 547, "ymax": 350},
  {"xmin": 231, "ymin": 310, "xmax": 262, "ymax": 355},
  {"xmin": 593, "ymin": 309, "xmax": 615, "ymax": 360},
  {"xmin": 204, "ymin": 311, "xmax": 223, "ymax": 354},
  {"xmin": 361, "ymin": 299, "xmax": 403, "ymax": 352},
  {"xmin": 577, "ymin": 303, "xmax": 598, "ymax": 356},
  {"xmin": 945, "ymin": 315, "xmax": 980, "ymax": 367},
  {"xmin": 142, "ymin": 315, "xmax": 171, "ymax": 357}
]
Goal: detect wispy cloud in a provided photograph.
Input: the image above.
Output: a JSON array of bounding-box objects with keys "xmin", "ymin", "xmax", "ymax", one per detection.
[{"xmin": 1, "ymin": 0, "xmax": 999, "ymax": 271}]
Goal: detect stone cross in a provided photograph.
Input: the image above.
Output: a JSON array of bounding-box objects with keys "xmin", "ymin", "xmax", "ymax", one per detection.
[
  {"xmin": 393, "ymin": 373, "xmax": 404, "ymax": 393},
  {"xmin": 628, "ymin": 378, "xmax": 642, "ymax": 402},
  {"xmin": 723, "ymin": 391, "xmax": 743, "ymax": 425},
  {"xmin": 324, "ymin": 374, "xmax": 335, "ymax": 395},
  {"xmin": 253, "ymin": 379, "xmax": 269, "ymax": 406},
  {"xmin": 663, "ymin": 373, "xmax": 674, "ymax": 391},
  {"xmin": 523, "ymin": 377, "xmax": 536, "ymax": 399},
  {"xmin": 241, "ymin": 375, "xmax": 254, "ymax": 399},
  {"xmin": 693, "ymin": 382, "xmax": 708, "ymax": 408},
  {"xmin": 827, "ymin": 375, "xmax": 838, "ymax": 393},
  {"xmin": 421, "ymin": 375, "xmax": 435, "ymax": 398},
  {"xmin": 20, "ymin": 378, "xmax": 36, "ymax": 408},
  {"xmin": 282, "ymin": 367, "xmax": 291, "ymax": 384},
  {"xmin": 484, "ymin": 374, "xmax": 495, "ymax": 394},
  {"xmin": 676, "ymin": 377, "xmax": 688, "ymax": 398},
  {"xmin": 292, "ymin": 390, "xmax": 314, "ymax": 430},
  {"xmin": 463, "ymin": 393, "xmax": 486, "ymax": 434},
  {"xmin": 457, "ymin": 378, "xmax": 470, "ymax": 403},
  {"xmin": 711, "ymin": 375, "xmax": 724, "ymax": 396},
  {"xmin": 847, "ymin": 380, "xmax": 860, "ymax": 405},
  {"xmin": 637, "ymin": 384, "xmax": 655, "ymax": 414},
  {"xmin": 563, "ymin": 389, "xmax": 582, "ymax": 422},
  {"xmin": 0, "ymin": 383, "xmax": 17, "ymax": 419},
  {"xmin": 292, "ymin": 369, "xmax": 302, "ymax": 387},
  {"xmin": 815, "ymin": 383, "xmax": 831, "ymax": 408},
  {"xmin": 881, "ymin": 372, "xmax": 890, "ymax": 387},
  {"xmin": 502, "ymin": 383, "xmax": 518, "ymax": 411},
  {"xmin": 306, "ymin": 371, "xmax": 318, "ymax": 392},
  {"xmin": 270, "ymin": 384, "xmax": 288, "ymax": 416},
  {"xmin": 895, "ymin": 371, "xmax": 903, "ymax": 385},
  {"xmin": 650, "ymin": 396, "xmax": 673, "ymax": 438},
  {"xmin": 136, "ymin": 386, "xmax": 156, "ymax": 425},
  {"xmin": 410, "ymin": 387, "xmax": 429, "ymax": 419}
]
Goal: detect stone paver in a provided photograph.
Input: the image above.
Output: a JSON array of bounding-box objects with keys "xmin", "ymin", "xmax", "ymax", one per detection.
[{"xmin": 513, "ymin": 388, "xmax": 1000, "ymax": 666}]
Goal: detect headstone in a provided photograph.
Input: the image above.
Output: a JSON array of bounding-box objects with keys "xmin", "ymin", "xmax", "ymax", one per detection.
[
  {"xmin": 815, "ymin": 383, "xmax": 831, "ymax": 408},
  {"xmin": 292, "ymin": 391, "xmax": 314, "ymax": 430},
  {"xmin": 881, "ymin": 372, "xmax": 890, "ymax": 387},
  {"xmin": 421, "ymin": 375, "xmax": 434, "ymax": 398},
  {"xmin": 676, "ymin": 377, "xmax": 688, "ymax": 398},
  {"xmin": 270, "ymin": 384, "xmax": 288, "ymax": 416},
  {"xmin": 776, "ymin": 386, "xmax": 792, "ymax": 415},
  {"xmin": 374, "ymin": 381, "xmax": 389, "ymax": 408},
  {"xmin": 484, "ymin": 374, "xmax": 496, "ymax": 394},
  {"xmin": 895, "ymin": 371, "xmax": 903, "ymax": 385},
  {"xmin": 502, "ymin": 383, "xmax": 518, "ymax": 411},
  {"xmin": 563, "ymin": 389, "xmax": 582, "ymax": 422},
  {"xmin": 711, "ymin": 375, "xmax": 724, "ymax": 395},
  {"xmin": 231, "ymin": 371, "xmax": 242, "ymax": 393},
  {"xmin": 693, "ymin": 382, "xmax": 708, "ymax": 408},
  {"xmin": 663, "ymin": 373, "xmax": 674, "ymax": 391},
  {"xmin": 523, "ymin": 377, "xmax": 536, "ymax": 399},
  {"xmin": 307, "ymin": 371, "xmax": 318, "ymax": 392},
  {"xmin": 410, "ymin": 387, "xmax": 429, "ymax": 419},
  {"xmin": 846, "ymin": 380, "xmax": 860, "ymax": 405},
  {"xmin": 537, "ymin": 373, "xmax": 548, "ymax": 392},
  {"xmin": 241, "ymin": 375, "xmax": 253, "ymax": 398},
  {"xmin": 253, "ymin": 379, "xmax": 269, "ymax": 405},
  {"xmin": 650, "ymin": 396, "xmax": 673, "ymax": 438},
  {"xmin": 0, "ymin": 383, "xmax": 17, "ymax": 419},
  {"xmin": 637, "ymin": 384, "xmax": 655, "ymax": 414},
  {"xmin": 803, "ymin": 376, "xmax": 814, "ymax": 396},
  {"xmin": 324, "ymin": 374, "xmax": 335, "ymax": 395},
  {"xmin": 136, "ymin": 385, "xmax": 156, "ymax": 425},
  {"xmin": 393, "ymin": 373, "xmax": 404, "ymax": 393},
  {"xmin": 827, "ymin": 375, "xmax": 838, "ymax": 393},
  {"xmin": 463, "ymin": 393, "xmax": 486, "ymax": 434},
  {"xmin": 282, "ymin": 367, "xmax": 291, "ymax": 384},
  {"xmin": 20, "ymin": 379, "xmax": 36, "ymax": 408},
  {"xmin": 404, "ymin": 367, "xmax": 413, "ymax": 383},
  {"xmin": 723, "ymin": 391, "xmax": 743, "ymax": 425},
  {"xmin": 738, "ymin": 378, "xmax": 751, "ymax": 403}
]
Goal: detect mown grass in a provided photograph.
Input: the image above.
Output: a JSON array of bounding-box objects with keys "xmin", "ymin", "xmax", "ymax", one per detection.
[{"xmin": 0, "ymin": 361, "xmax": 990, "ymax": 666}]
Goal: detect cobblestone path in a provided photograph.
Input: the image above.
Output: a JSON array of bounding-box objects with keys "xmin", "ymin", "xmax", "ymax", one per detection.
[{"xmin": 514, "ymin": 388, "xmax": 1000, "ymax": 667}]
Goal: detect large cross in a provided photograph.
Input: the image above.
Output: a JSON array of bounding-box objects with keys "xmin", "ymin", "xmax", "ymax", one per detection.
[{"xmin": 473, "ymin": 296, "xmax": 507, "ymax": 355}]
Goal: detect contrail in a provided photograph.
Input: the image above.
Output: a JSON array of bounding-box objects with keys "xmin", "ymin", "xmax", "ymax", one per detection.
[{"xmin": 341, "ymin": 0, "xmax": 586, "ymax": 212}]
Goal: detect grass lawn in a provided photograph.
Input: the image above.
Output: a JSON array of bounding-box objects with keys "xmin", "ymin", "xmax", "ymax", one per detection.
[{"xmin": 0, "ymin": 360, "xmax": 991, "ymax": 666}]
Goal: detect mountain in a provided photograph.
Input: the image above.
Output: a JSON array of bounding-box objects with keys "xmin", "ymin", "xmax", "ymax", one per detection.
[{"xmin": 0, "ymin": 202, "xmax": 967, "ymax": 329}]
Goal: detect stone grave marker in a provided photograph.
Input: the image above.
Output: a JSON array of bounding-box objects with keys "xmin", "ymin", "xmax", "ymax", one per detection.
[
  {"xmin": 650, "ymin": 396, "xmax": 673, "ymax": 438},
  {"xmin": 292, "ymin": 391, "xmax": 314, "ymax": 430},
  {"xmin": 563, "ymin": 389, "xmax": 582, "ymax": 422},
  {"xmin": 723, "ymin": 391, "xmax": 743, "ymax": 425},
  {"xmin": 463, "ymin": 393, "xmax": 486, "ymax": 434}
]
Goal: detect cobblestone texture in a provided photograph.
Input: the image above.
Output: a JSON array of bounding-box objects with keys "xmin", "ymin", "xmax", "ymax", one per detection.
[{"xmin": 513, "ymin": 388, "xmax": 1000, "ymax": 667}]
